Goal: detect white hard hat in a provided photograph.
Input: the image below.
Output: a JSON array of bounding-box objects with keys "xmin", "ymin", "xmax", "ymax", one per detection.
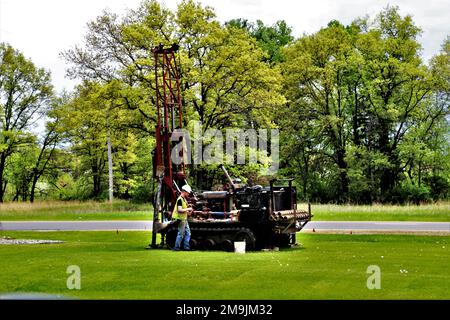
[{"xmin": 181, "ymin": 184, "xmax": 192, "ymax": 194}]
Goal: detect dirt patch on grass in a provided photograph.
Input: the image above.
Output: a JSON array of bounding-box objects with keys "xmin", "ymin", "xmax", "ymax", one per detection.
[{"xmin": 0, "ymin": 236, "xmax": 63, "ymax": 245}]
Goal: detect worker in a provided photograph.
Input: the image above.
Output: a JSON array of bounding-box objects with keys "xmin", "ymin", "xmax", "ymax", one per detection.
[{"xmin": 172, "ymin": 184, "xmax": 193, "ymax": 251}]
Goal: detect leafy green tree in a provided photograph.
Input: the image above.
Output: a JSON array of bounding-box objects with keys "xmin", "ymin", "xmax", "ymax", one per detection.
[
  {"xmin": 226, "ymin": 19, "xmax": 294, "ymax": 63},
  {"xmin": 56, "ymin": 2, "xmax": 448, "ymax": 203},
  {"xmin": 63, "ymin": 0, "xmax": 283, "ymax": 133},
  {"xmin": 57, "ymin": 82, "xmax": 109, "ymax": 198},
  {"xmin": 44, "ymin": 149, "xmax": 83, "ymax": 200},
  {"xmin": 29, "ymin": 113, "xmax": 61, "ymax": 202},
  {"xmin": 416, "ymin": 37, "xmax": 450, "ymax": 199},
  {"xmin": 62, "ymin": 0, "xmax": 284, "ymax": 189},
  {"xmin": 0, "ymin": 43, "xmax": 53, "ymax": 202},
  {"xmin": 5, "ymin": 121, "xmax": 61, "ymax": 202},
  {"xmin": 281, "ymin": 7, "xmax": 448, "ymax": 203},
  {"xmin": 57, "ymin": 81, "xmax": 144, "ymax": 199},
  {"xmin": 282, "ymin": 21, "xmax": 355, "ymax": 201},
  {"xmin": 355, "ymin": 6, "xmax": 433, "ymax": 199},
  {"xmin": 5, "ymin": 141, "xmax": 36, "ymax": 201}
]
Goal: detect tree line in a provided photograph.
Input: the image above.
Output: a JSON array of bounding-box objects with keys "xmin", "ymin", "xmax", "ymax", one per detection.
[{"xmin": 0, "ymin": 0, "xmax": 448, "ymax": 203}]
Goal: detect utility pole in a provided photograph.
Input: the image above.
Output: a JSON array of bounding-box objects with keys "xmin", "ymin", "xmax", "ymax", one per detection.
[{"xmin": 107, "ymin": 131, "xmax": 113, "ymax": 204}]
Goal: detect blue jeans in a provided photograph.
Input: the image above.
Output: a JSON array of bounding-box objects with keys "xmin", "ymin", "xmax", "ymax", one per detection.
[{"xmin": 175, "ymin": 220, "xmax": 190, "ymax": 250}]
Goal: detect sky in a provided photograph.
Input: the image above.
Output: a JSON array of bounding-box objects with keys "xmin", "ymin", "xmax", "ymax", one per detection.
[{"xmin": 0, "ymin": 0, "xmax": 449, "ymax": 94}]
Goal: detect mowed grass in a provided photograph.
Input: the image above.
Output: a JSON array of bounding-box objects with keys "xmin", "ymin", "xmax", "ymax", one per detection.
[
  {"xmin": 0, "ymin": 231, "xmax": 449, "ymax": 299},
  {"xmin": 0, "ymin": 200, "xmax": 151, "ymax": 221},
  {"xmin": 302, "ymin": 202, "xmax": 450, "ymax": 222}
]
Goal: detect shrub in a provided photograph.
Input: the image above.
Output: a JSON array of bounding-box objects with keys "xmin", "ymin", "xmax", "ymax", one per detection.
[
  {"xmin": 388, "ymin": 183, "xmax": 431, "ymax": 204},
  {"xmin": 424, "ymin": 175, "xmax": 449, "ymax": 200}
]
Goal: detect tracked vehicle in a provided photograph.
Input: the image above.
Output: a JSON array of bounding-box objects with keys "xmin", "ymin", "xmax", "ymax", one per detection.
[{"xmin": 149, "ymin": 44, "xmax": 311, "ymax": 251}]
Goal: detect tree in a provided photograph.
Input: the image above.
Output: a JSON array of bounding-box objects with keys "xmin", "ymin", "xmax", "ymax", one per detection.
[
  {"xmin": 413, "ymin": 37, "xmax": 450, "ymax": 199},
  {"xmin": 226, "ymin": 19, "xmax": 294, "ymax": 63},
  {"xmin": 282, "ymin": 21, "xmax": 355, "ymax": 202},
  {"xmin": 55, "ymin": 2, "xmax": 449, "ymax": 203},
  {"xmin": 5, "ymin": 122, "xmax": 61, "ymax": 202},
  {"xmin": 6, "ymin": 142, "xmax": 36, "ymax": 201},
  {"xmin": 0, "ymin": 43, "xmax": 53, "ymax": 202},
  {"xmin": 57, "ymin": 81, "xmax": 142, "ymax": 199},
  {"xmin": 63, "ymin": 0, "xmax": 283, "ymax": 132},
  {"xmin": 29, "ymin": 113, "xmax": 61, "ymax": 202},
  {"xmin": 355, "ymin": 6, "xmax": 433, "ymax": 199},
  {"xmin": 62, "ymin": 0, "xmax": 285, "ymax": 189},
  {"xmin": 57, "ymin": 82, "xmax": 109, "ymax": 198},
  {"xmin": 281, "ymin": 7, "xmax": 447, "ymax": 203}
]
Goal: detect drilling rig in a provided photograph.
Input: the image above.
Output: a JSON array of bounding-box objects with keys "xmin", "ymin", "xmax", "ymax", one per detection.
[{"xmin": 149, "ymin": 44, "xmax": 312, "ymax": 251}]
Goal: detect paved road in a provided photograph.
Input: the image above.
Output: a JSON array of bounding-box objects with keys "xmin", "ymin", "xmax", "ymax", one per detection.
[
  {"xmin": 0, "ymin": 220, "xmax": 449, "ymax": 233},
  {"xmin": 304, "ymin": 221, "xmax": 450, "ymax": 233}
]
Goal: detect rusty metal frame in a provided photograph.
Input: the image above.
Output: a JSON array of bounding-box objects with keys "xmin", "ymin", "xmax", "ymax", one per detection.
[{"xmin": 150, "ymin": 43, "xmax": 186, "ymax": 248}]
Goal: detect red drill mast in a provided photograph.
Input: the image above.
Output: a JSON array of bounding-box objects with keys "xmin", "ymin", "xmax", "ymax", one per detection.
[{"xmin": 150, "ymin": 43, "xmax": 187, "ymax": 248}]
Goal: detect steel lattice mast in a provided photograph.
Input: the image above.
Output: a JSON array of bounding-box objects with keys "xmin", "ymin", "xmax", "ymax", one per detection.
[{"xmin": 150, "ymin": 43, "xmax": 186, "ymax": 248}]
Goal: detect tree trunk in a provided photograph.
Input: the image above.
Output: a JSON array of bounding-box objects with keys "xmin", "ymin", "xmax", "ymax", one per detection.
[
  {"xmin": 0, "ymin": 154, "xmax": 6, "ymax": 203},
  {"xmin": 336, "ymin": 148, "xmax": 349, "ymax": 203},
  {"xmin": 93, "ymin": 175, "xmax": 101, "ymax": 198},
  {"xmin": 120, "ymin": 163, "xmax": 131, "ymax": 200},
  {"xmin": 378, "ymin": 119, "xmax": 395, "ymax": 199},
  {"xmin": 13, "ymin": 187, "xmax": 19, "ymax": 202},
  {"xmin": 380, "ymin": 152, "xmax": 400, "ymax": 201},
  {"xmin": 92, "ymin": 162, "xmax": 101, "ymax": 198},
  {"xmin": 352, "ymin": 85, "xmax": 360, "ymax": 146},
  {"xmin": 30, "ymin": 174, "xmax": 39, "ymax": 203},
  {"xmin": 302, "ymin": 153, "xmax": 309, "ymax": 200},
  {"xmin": 380, "ymin": 168, "xmax": 396, "ymax": 197},
  {"xmin": 418, "ymin": 160, "xmax": 422, "ymax": 188}
]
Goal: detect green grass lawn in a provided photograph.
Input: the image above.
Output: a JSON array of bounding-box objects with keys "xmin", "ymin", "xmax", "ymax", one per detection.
[
  {"xmin": 1, "ymin": 201, "xmax": 449, "ymax": 222},
  {"xmin": 0, "ymin": 231, "xmax": 449, "ymax": 299},
  {"xmin": 0, "ymin": 200, "xmax": 151, "ymax": 221},
  {"xmin": 303, "ymin": 202, "xmax": 450, "ymax": 222}
]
